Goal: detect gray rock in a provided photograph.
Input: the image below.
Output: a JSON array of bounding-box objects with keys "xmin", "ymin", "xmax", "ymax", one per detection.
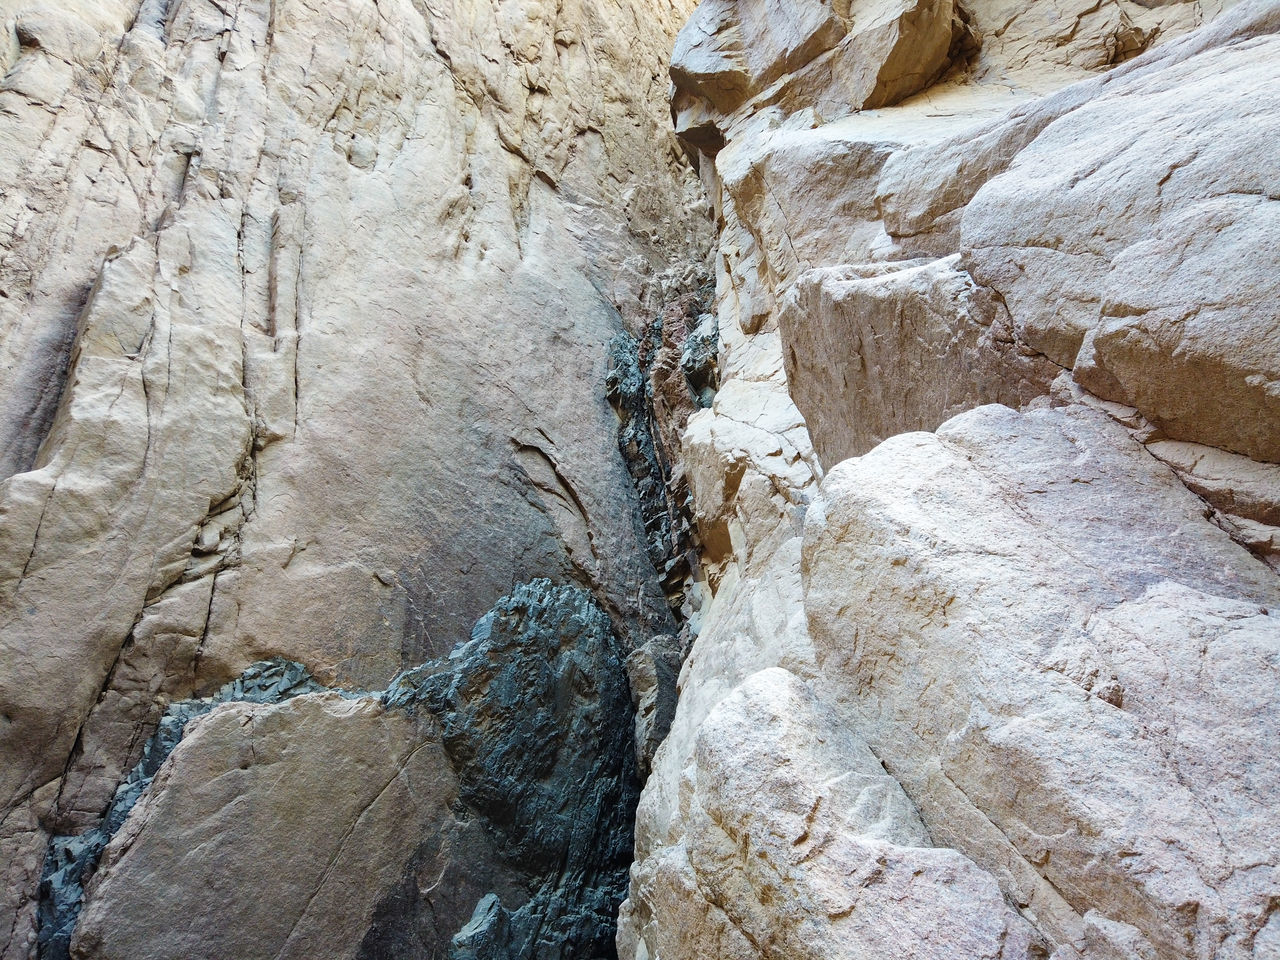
[{"xmin": 389, "ymin": 579, "xmax": 638, "ymax": 960}]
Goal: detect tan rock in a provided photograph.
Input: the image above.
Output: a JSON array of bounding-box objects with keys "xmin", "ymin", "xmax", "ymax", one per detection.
[
  {"xmin": 879, "ymin": 2, "xmax": 1280, "ymax": 460},
  {"xmin": 624, "ymin": 667, "xmax": 1042, "ymax": 960},
  {"xmin": 70, "ymin": 694, "xmax": 495, "ymax": 960},
  {"xmin": 1145, "ymin": 439, "xmax": 1280, "ymax": 528},
  {"xmin": 0, "ymin": 0, "xmax": 709, "ymax": 952},
  {"xmin": 670, "ymin": 0, "xmax": 962, "ymax": 151},
  {"xmin": 630, "ymin": 2, "xmax": 1280, "ymax": 959},
  {"xmin": 781, "ymin": 255, "xmax": 1058, "ymax": 466},
  {"xmin": 803, "ymin": 404, "xmax": 1280, "ymax": 957}
]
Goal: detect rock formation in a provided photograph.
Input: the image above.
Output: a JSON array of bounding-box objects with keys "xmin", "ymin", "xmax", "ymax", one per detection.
[
  {"xmin": 3, "ymin": 0, "xmax": 1280, "ymax": 957},
  {"xmin": 622, "ymin": 0, "xmax": 1280, "ymax": 958},
  {"xmin": 0, "ymin": 0, "xmax": 707, "ymax": 955}
]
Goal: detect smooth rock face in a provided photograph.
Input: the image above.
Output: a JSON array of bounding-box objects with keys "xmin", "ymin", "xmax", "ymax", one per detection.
[
  {"xmin": 0, "ymin": 0, "xmax": 708, "ymax": 952},
  {"xmin": 72, "ymin": 694, "xmax": 452, "ymax": 960},
  {"xmin": 39, "ymin": 660, "xmax": 330, "ymax": 960}
]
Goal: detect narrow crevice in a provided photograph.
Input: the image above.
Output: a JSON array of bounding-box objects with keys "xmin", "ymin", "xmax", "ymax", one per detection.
[{"xmin": 604, "ymin": 278, "xmax": 716, "ymax": 621}]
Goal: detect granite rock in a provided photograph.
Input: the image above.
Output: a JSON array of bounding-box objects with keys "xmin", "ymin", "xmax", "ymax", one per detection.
[{"xmin": 623, "ymin": 1, "xmax": 1280, "ymax": 958}]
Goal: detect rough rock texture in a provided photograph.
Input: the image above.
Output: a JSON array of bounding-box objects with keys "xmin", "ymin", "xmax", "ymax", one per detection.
[
  {"xmin": 623, "ymin": 1, "xmax": 1280, "ymax": 959},
  {"xmin": 61, "ymin": 580, "xmax": 636, "ymax": 960},
  {"xmin": 805, "ymin": 404, "xmax": 1280, "ymax": 959},
  {"xmin": 780, "ymin": 255, "xmax": 1057, "ymax": 464},
  {"xmin": 385, "ymin": 580, "xmax": 639, "ymax": 960},
  {"xmin": 605, "ymin": 281, "xmax": 715, "ymax": 615},
  {"xmin": 621, "ymin": 667, "xmax": 1044, "ymax": 960},
  {"xmin": 6, "ymin": 0, "xmax": 1280, "ymax": 956},
  {"xmin": 0, "ymin": 0, "xmax": 710, "ymax": 954}
]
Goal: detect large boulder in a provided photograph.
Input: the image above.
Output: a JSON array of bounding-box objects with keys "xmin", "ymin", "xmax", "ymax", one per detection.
[{"xmin": 804, "ymin": 405, "xmax": 1280, "ymax": 958}]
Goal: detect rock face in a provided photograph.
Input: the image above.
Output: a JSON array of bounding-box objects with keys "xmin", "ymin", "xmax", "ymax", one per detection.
[
  {"xmin": 60, "ymin": 580, "xmax": 636, "ymax": 960},
  {"xmin": 5, "ymin": 0, "xmax": 1280, "ymax": 956},
  {"xmin": 38, "ymin": 660, "xmax": 330, "ymax": 960},
  {"xmin": 385, "ymin": 580, "xmax": 639, "ymax": 960},
  {"xmin": 806, "ymin": 404, "xmax": 1280, "ymax": 958},
  {"xmin": 623, "ymin": 1, "xmax": 1280, "ymax": 959},
  {"xmin": 0, "ymin": 0, "xmax": 709, "ymax": 956}
]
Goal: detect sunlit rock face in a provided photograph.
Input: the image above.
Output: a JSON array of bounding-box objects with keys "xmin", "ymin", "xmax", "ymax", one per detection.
[
  {"xmin": 0, "ymin": 0, "xmax": 712, "ymax": 955},
  {"xmin": 622, "ymin": 0, "xmax": 1280, "ymax": 958}
]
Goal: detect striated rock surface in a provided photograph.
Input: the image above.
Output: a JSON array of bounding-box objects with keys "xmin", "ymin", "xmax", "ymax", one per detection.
[
  {"xmin": 624, "ymin": 0, "xmax": 1280, "ymax": 959},
  {"xmin": 0, "ymin": 0, "xmax": 709, "ymax": 955}
]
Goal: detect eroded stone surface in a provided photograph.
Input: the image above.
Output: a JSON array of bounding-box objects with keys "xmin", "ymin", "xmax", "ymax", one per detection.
[
  {"xmin": 622, "ymin": 668, "xmax": 1043, "ymax": 960},
  {"xmin": 66, "ymin": 580, "xmax": 637, "ymax": 960},
  {"xmin": 624, "ymin": 1, "xmax": 1280, "ymax": 958},
  {"xmin": 0, "ymin": 0, "xmax": 709, "ymax": 951},
  {"xmin": 39, "ymin": 660, "xmax": 329, "ymax": 960},
  {"xmin": 781, "ymin": 255, "xmax": 1057, "ymax": 464},
  {"xmin": 804, "ymin": 405, "xmax": 1280, "ymax": 958}
]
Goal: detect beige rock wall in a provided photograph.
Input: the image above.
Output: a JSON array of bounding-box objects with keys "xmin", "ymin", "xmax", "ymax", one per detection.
[
  {"xmin": 624, "ymin": 0, "xmax": 1280, "ymax": 958},
  {"xmin": 0, "ymin": 0, "xmax": 709, "ymax": 954},
  {"xmin": 72, "ymin": 695, "xmax": 473, "ymax": 960}
]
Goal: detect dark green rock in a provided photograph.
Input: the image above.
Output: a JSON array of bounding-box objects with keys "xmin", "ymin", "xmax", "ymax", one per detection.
[{"xmin": 385, "ymin": 579, "xmax": 638, "ymax": 960}]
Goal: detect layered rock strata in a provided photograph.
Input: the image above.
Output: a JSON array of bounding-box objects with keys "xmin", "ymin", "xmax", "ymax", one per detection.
[{"xmin": 623, "ymin": 1, "xmax": 1280, "ymax": 958}]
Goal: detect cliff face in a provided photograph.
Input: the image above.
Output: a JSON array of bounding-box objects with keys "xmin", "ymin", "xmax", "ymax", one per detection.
[
  {"xmin": 3, "ymin": 0, "xmax": 1279, "ymax": 958},
  {"xmin": 621, "ymin": 1, "xmax": 1280, "ymax": 959},
  {"xmin": 0, "ymin": 0, "xmax": 709, "ymax": 956}
]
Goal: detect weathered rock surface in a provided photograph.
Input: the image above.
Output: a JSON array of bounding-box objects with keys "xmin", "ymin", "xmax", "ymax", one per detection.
[
  {"xmin": 624, "ymin": 0, "xmax": 1280, "ymax": 958},
  {"xmin": 385, "ymin": 580, "xmax": 639, "ymax": 960},
  {"xmin": 60, "ymin": 580, "xmax": 636, "ymax": 960},
  {"xmin": 73, "ymin": 694, "xmax": 447, "ymax": 960},
  {"xmin": 805, "ymin": 404, "xmax": 1280, "ymax": 959},
  {"xmin": 621, "ymin": 667, "xmax": 1043, "ymax": 960},
  {"xmin": 780, "ymin": 255, "xmax": 1057, "ymax": 464},
  {"xmin": 0, "ymin": 0, "xmax": 708, "ymax": 953},
  {"xmin": 6, "ymin": 0, "xmax": 1280, "ymax": 955},
  {"xmin": 39, "ymin": 660, "xmax": 329, "ymax": 960}
]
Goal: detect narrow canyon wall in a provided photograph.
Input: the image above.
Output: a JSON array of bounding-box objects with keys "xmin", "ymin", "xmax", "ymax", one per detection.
[
  {"xmin": 3, "ymin": 0, "xmax": 1279, "ymax": 958},
  {"xmin": 622, "ymin": 1, "xmax": 1280, "ymax": 959},
  {"xmin": 0, "ymin": 0, "xmax": 710, "ymax": 956}
]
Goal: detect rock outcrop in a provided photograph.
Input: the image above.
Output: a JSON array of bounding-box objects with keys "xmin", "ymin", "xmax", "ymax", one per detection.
[
  {"xmin": 4, "ymin": 0, "xmax": 1280, "ymax": 956},
  {"xmin": 0, "ymin": 0, "xmax": 709, "ymax": 955},
  {"xmin": 56, "ymin": 580, "xmax": 636, "ymax": 960},
  {"xmin": 623, "ymin": 0, "xmax": 1280, "ymax": 958}
]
